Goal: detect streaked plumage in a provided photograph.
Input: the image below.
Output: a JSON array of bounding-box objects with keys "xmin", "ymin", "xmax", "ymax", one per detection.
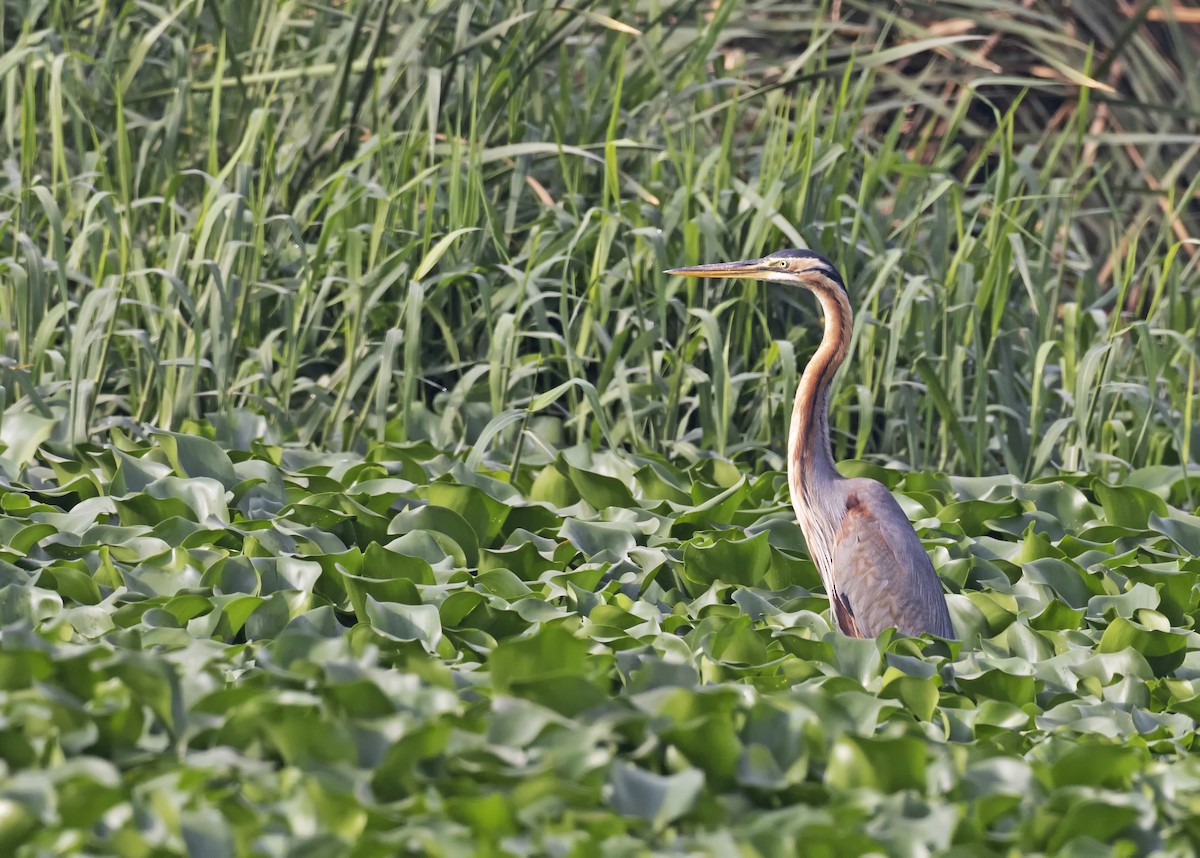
[{"xmin": 665, "ymin": 249, "xmax": 953, "ymax": 639}]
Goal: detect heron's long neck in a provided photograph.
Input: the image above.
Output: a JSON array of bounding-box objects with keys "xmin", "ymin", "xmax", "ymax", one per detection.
[{"xmin": 787, "ymin": 285, "xmax": 852, "ymax": 504}]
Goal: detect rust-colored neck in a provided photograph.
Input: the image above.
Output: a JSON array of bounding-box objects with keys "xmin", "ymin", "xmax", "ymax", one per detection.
[{"xmin": 787, "ymin": 279, "xmax": 853, "ymax": 504}]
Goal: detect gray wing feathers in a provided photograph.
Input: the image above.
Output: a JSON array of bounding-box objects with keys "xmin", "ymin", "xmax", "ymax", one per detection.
[{"xmin": 832, "ymin": 479, "xmax": 954, "ymax": 639}]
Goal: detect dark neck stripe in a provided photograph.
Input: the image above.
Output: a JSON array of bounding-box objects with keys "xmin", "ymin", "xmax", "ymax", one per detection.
[{"xmin": 791, "ymin": 279, "xmax": 852, "ymax": 492}]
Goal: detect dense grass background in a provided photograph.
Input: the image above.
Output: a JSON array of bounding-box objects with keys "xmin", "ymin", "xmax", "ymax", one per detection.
[{"xmin": 3, "ymin": 0, "xmax": 1198, "ymax": 480}]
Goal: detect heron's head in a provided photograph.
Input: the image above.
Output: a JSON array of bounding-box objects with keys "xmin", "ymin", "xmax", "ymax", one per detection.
[{"xmin": 665, "ymin": 248, "xmax": 845, "ymax": 292}]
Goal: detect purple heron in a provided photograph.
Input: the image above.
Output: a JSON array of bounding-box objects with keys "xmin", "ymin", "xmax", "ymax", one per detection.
[{"xmin": 666, "ymin": 249, "xmax": 954, "ymax": 639}]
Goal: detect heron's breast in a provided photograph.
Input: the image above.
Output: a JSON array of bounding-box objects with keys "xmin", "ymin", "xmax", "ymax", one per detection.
[{"xmin": 793, "ymin": 489, "xmax": 847, "ymax": 580}]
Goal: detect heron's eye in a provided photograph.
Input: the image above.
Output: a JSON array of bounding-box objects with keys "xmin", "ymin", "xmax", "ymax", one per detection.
[{"xmin": 777, "ymin": 260, "xmax": 787, "ymax": 268}]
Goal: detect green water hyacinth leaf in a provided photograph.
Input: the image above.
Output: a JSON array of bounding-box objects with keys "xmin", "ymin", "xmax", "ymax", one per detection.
[
  {"xmin": 364, "ymin": 597, "xmax": 443, "ymax": 653},
  {"xmin": 606, "ymin": 762, "xmax": 704, "ymax": 830},
  {"xmin": 1093, "ymin": 481, "xmax": 1168, "ymax": 529},
  {"xmin": 141, "ymin": 476, "xmax": 231, "ymax": 524},
  {"xmin": 651, "ymin": 687, "xmax": 743, "ymax": 782},
  {"xmin": 479, "ymin": 541, "xmax": 560, "ymax": 581},
  {"xmin": 43, "ymin": 563, "xmax": 102, "ymax": 605},
  {"xmin": 426, "ymin": 481, "xmax": 510, "ymax": 546},
  {"xmin": 0, "ymin": 797, "xmax": 39, "ymax": 853},
  {"xmin": 153, "ymin": 430, "xmax": 238, "ymax": 490},
  {"xmin": 362, "ymin": 542, "xmax": 435, "ymax": 586},
  {"xmin": 390, "ymin": 504, "xmax": 480, "ymax": 567},
  {"xmin": 880, "ymin": 671, "xmax": 939, "ymax": 721},
  {"xmin": 0, "ymin": 412, "xmax": 57, "ymax": 474},
  {"xmin": 1035, "ymin": 795, "xmax": 1142, "ymax": 853},
  {"xmin": 826, "ymin": 734, "xmax": 928, "ymax": 792},
  {"xmin": 1087, "ymin": 582, "xmax": 1161, "ymax": 621},
  {"xmin": 1097, "ymin": 616, "xmax": 1189, "ymax": 674},
  {"xmin": 1150, "ymin": 511, "xmax": 1200, "ymax": 556},
  {"xmin": 938, "ymin": 498, "xmax": 1022, "ymax": 536},
  {"xmin": 560, "ymin": 518, "xmax": 636, "ymax": 561},
  {"xmin": 635, "ymin": 462, "xmax": 692, "ymax": 504},
  {"xmin": 1122, "ymin": 562, "xmax": 1198, "ymax": 624},
  {"xmin": 7, "ymin": 522, "xmax": 56, "ymax": 555},
  {"xmin": 957, "ymin": 668, "xmax": 1037, "ymax": 707},
  {"xmin": 1029, "ymin": 599, "xmax": 1086, "ymax": 631},
  {"xmin": 1014, "ymin": 481, "xmax": 1097, "ymax": 532},
  {"xmin": 190, "ymin": 593, "xmax": 264, "ymax": 641},
  {"xmin": 556, "ymin": 454, "xmax": 637, "ymax": 510},
  {"xmin": 683, "ymin": 531, "xmax": 771, "ymax": 587},
  {"xmin": 1020, "ymin": 557, "xmax": 1102, "ymax": 608},
  {"xmin": 1048, "ymin": 742, "xmax": 1146, "ymax": 790},
  {"xmin": 673, "ymin": 479, "xmax": 748, "ymax": 535},
  {"xmin": 529, "ymin": 464, "xmax": 581, "ymax": 508},
  {"xmin": 338, "ymin": 543, "xmax": 434, "ymax": 617},
  {"xmin": 707, "ymin": 615, "xmax": 771, "ymax": 668},
  {"xmin": 386, "ymin": 529, "xmax": 466, "ymax": 568},
  {"xmin": 490, "ymin": 623, "xmax": 606, "ymax": 716}
]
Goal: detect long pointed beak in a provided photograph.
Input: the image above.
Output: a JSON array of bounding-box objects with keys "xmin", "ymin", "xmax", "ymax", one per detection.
[{"xmin": 664, "ymin": 258, "xmax": 768, "ymax": 278}]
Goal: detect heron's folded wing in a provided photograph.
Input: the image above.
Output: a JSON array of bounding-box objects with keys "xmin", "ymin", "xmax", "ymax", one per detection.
[{"xmin": 833, "ymin": 480, "xmax": 954, "ymax": 639}]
